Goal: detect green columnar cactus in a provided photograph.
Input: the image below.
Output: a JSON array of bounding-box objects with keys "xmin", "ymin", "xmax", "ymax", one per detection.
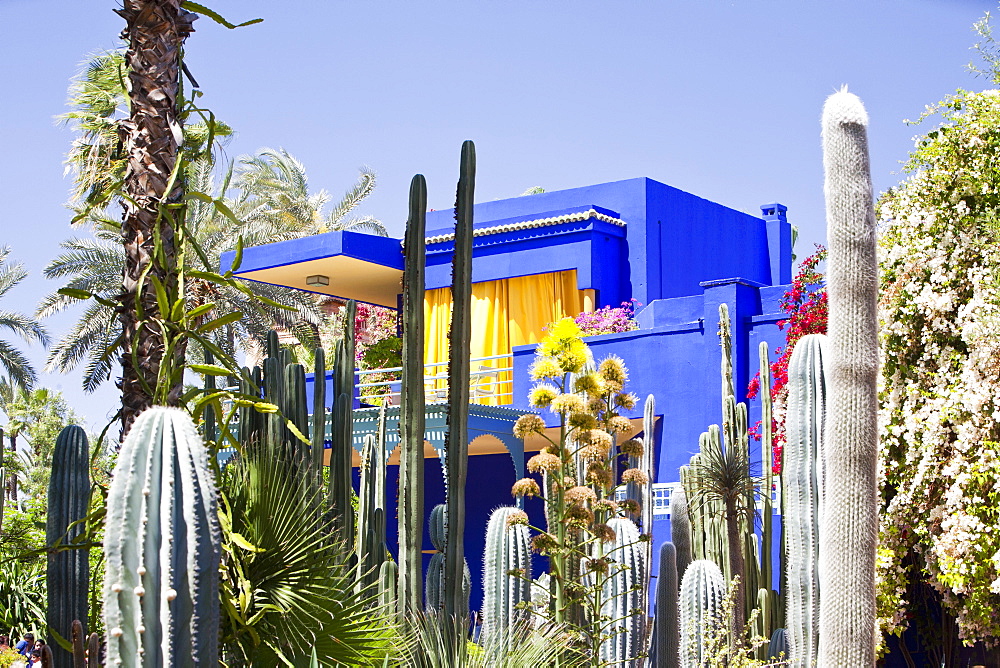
[
  {"xmin": 357, "ymin": 415, "xmax": 388, "ymax": 590},
  {"xmin": 398, "ymin": 174, "xmax": 427, "ymax": 618},
  {"xmin": 783, "ymin": 334, "xmax": 826, "ymax": 667},
  {"xmin": 653, "ymin": 541, "xmax": 681, "ymax": 668},
  {"xmin": 46, "ymin": 425, "xmax": 91, "ymax": 668},
  {"xmin": 103, "ymin": 407, "xmax": 221, "ymax": 666},
  {"xmin": 818, "ymin": 89, "xmax": 879, "ymax": 667},
  {"xmin": 670, "ymin": 486, "xmax": 693, "ymax": 583},
  {"xmin": 481, "ymin": 506, "xmax": 532, "ymax": 647},
  {"xmin": 443, "ymin": 140, "xmax": 476, "ymax": 619},
  {"xmin": 679, "ymin": 560, "xmax": 725, "ymax": 668},
  {"xmin": 425, "ymin": 503, "xmax": 470, "ymax": 611},
  {"xmin": 311, "ymin": 349, "xmax": 327, "ymax": 477},
  {"xmin": 600, "ymin": 517, "xmax": 646, "ymax": 666},
  {"xmin": 378, "ymin": 560, "xmax": 398, "ymax": 613},
  {"xmin": 330, "ymin": 301, "xmax": 358, "ymax": 548}
]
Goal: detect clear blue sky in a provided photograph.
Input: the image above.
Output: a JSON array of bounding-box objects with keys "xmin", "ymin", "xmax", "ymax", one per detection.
[{"xmin": 0, "ymin": 0, "xmax": 994, "ymax": 430}]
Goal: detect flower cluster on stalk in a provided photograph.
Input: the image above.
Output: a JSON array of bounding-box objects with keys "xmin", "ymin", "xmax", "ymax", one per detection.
[{"xmin": 507, "ymin": 317, "xmax": 649, "ymax": 647}]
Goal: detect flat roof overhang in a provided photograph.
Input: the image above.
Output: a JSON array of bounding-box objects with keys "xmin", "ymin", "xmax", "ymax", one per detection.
[{"xmin": 220, "ymin": 231, "xmax": 404, "ymax": 308}]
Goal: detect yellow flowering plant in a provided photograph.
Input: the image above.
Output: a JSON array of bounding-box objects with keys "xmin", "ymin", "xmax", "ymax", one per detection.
[{"xmin": 509, "ymin": 318, "xmax": 650, "ymax": 662}]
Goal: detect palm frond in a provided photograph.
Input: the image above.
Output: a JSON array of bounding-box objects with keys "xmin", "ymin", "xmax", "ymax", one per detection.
[
  {"xmin": 220, "ymin": 445, "xmax": 399, "ymax": 666},
  {"xmin": 326, "ymin": 167, "xmax": 377, "ymax": 227}
]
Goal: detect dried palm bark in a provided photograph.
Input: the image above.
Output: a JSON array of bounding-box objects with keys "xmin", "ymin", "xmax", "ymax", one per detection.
[{"xmin": 115, "ymin": 0, "xmax": 197, "ymax": 437}]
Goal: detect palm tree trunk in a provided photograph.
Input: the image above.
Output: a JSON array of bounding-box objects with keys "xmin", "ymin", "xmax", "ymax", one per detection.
[{"xmin": 115, "ymin": 0, "xmax": 196, "ymax": 438}]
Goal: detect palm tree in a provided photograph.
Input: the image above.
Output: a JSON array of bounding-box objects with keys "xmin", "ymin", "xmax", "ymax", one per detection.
[
  {"xmin": 235, "ymin": 147, "xmax": 387, "ymax": 236},
  {"xmin": 39, "ymin": 158, "xmax": 325, "ymax": 393},
  {"xmin": 0, "ymin": 248, "xmax": 49, "ymax": 393},
  {"xmin": 112, "ymin": 0, "xmax": 200, "ymax": 434}
]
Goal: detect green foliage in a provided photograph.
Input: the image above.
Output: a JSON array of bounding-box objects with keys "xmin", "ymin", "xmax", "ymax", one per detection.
[
  {"xmin": 0, "ymin": 556, "xmax": 45, "ymax": 637},
  {"xmin": 1, "ymin": 388, "xmax": 81, "ymax": 499},
  {"xmin": 219, "ymin": 440, "xmax": 397, "ymax": 666}
]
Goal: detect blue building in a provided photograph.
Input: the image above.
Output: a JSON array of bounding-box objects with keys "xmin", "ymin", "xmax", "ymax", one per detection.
[{"xmin": 221, "ymin": 176, "xmax": 793, "ymax": 611}]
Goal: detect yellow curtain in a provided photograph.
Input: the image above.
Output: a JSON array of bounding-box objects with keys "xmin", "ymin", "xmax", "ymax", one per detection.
[{"xmin": 424, "ymin": 270, "xmax": 588, "ymax": 405}]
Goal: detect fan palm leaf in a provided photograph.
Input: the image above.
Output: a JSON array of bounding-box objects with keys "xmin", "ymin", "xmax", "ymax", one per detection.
[{"xmin": 220, "ymin": 443, "xmax": 398, "ymax": 666}]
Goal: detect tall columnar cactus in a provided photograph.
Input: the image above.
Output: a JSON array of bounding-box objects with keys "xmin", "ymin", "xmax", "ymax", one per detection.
[
  {"xmin": 357, "ymin": 425, "xmax": 388, "ymax": 590},
  {"xmin": 817, "ymin": 88, "xmax": 879, "ymax": 667},
  {"xmin": 398, "ymin": 174, "xmax": 427, "ymax": 618},
  {"xmin": 46, "ymin": 425, "xmax": 91, "ymax": 668},
  {"xmin": 444, "ymin": 140, "xmax": 476, "ymax": 618},
  {"xmin": 103, "ymin": 407, "xmax": 221, "ymax": 666},
  {"xmin": 378, "ymin": 560, "xmax": 398, "ymax": 614},
  {"xmin": 599, "ymin": 517, "xmax": 647, "ymax": 667},
  {"xmin": 783, "ymin": 334, "xmax": 827, "ymax": 667},
  {"xmin": 670, "ymin": 487, "xmax": 693, "ymax": 583},
  {"xmin": 425, "ymin": 503, "xmax": 470, "ymax": 612},
  {"xmin": 481, "ymin": 506, "xmax": 532, "ymax": 647},
  {"xmin": 679, "ymin": 560, "xmax": 725, "ymax": 668},
  {"xmin": 330, "ymin": 301, "xmax": 358, "ymax": 548},
  {"xmin": 652, "ymin": 541, "xmax": 681, "ymax": 668}
]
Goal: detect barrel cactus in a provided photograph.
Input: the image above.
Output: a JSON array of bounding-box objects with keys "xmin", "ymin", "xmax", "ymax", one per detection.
[
  {"xmin": 481, "ymin": 506, "xmax": 532, "ymax": 647},
  {"xmin": 679, "ymin": 560, "xmax": 725, "ymax": 668},
  {"xmin": 46, "ymin": 425, "xmax": 91, "ymax": 668},
  {"xmin": 103, "ymin": 407, "xmax": 221, "ymax": 666}
]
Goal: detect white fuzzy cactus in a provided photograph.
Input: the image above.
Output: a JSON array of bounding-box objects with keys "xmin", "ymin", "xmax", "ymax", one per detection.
[
  {"xmin": 817, "ymin": 88, "xmax": 879, "ymax": 667},
  {"xmin": 103, "ymin": 407, "xmax": 221, "ymax": 666}
]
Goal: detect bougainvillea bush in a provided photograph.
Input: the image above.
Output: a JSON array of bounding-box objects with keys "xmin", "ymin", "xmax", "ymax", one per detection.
[
  {"xmin": 877, "ymin": 88, "xmax": 1000, "ymax": 647},
  {"xmin": 747, "ymin": 248, "xmax": 827, "ymax": 473},
  {"xmin": 574, "ymin": 301, "xmax": 639, "ymax": 337}
]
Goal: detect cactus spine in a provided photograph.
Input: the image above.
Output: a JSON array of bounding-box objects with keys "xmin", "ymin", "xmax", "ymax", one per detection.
[
  {"xmin": 398, "ymin": 174, "xmax": 427, "ymax": 618},
  {"xmin": 443, "ymin": 140, "xmax": 475, "ymax": 619},
  {"xmin": 817, "ymin": 88, "xmax": 879, "ymax": 667},
  {"xmin": 481, "ymin": 506, "xmax": 532, "ymax": 647},
  {"xmin": 679, "ymin": 560, "xmax": 725, "ymax": 668},
  {"xmin": 103, "ymin": 407, "xmax": 221, "ymax": 666},
  {"xmin": 783, "ymin": 334, "xmax": 826, "ymax": 667},
  {"xmin": 653, "ymin": 541, "xmax": 681, "ymax": 668},
  {"xmin": 600, "ymin": 517, "xmax": 646, "ymax": 667},
  {"xmin": 46, "ymin": 425, "xmax": 91, "ymax": 668}
]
